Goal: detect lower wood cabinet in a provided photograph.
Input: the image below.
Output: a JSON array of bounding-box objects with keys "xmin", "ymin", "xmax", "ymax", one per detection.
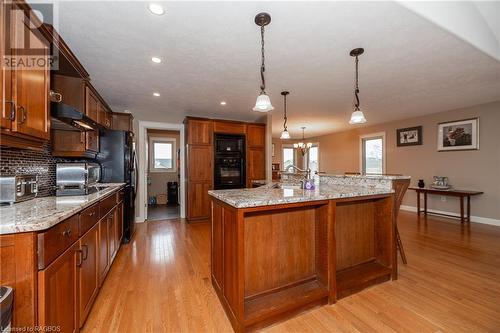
[
  {"xmin": 78, "ymin": 222, "xmax": 99, "ymax": 327},
  {"xmin": 187, "ymin": 182, "xmax": 211, "ymax": 221},
  {"xmin": 98, "ymin": 214, "xmax": 109, "ymax": 286},
  {"xmin": 108, "ymin": 208, "xmax": 117, "ymax": 263},
  {"xmin": 247, "ymin": 147, "xmax": 266, "ymax": 186},
  {"xmin": 38, "ymin": 242, "xmax": 79, "ymax": 333}
]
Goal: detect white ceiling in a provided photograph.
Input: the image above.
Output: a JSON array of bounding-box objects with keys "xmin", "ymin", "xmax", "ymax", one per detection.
[{"xmin": 43, "ymin": 1, "xmax": 500, "ymax": 138}]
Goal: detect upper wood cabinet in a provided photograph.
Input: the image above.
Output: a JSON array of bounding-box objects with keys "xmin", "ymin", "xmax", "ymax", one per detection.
[
  {"xmin": 247, "ymin": 124, "xmax": 266, "ymax": 148},
  {"xmin": 187, "ymin": 145, "xmax": 213, "ymax": 182},
  {"xmin": 0, "ymin": 2, "xmax": 50, "ymax": 149},
  {"xmin": 37, "ymin": 242, "xmax": 79, "ymax": 333},
  {"xmin": 112, "ymin": 112, "xmax": 133, "ymax": 131},
  {"xmin": 186, "ymin": 118, "xmax": 213, "ymax": 145},
  {"xmin": 51, "ymin": 130, "xmax": 98, "ymax": 158},
  {"xmin": 213, "ymin": 120, "xmax": 246, "ymax": 135},
  {"xmin": 85, "ymin": 86, "xmax": 99, "ymax": 122}
]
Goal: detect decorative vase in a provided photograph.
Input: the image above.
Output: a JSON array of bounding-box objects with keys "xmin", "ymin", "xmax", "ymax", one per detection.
[{"xmin": 418, "ymin": 179, "xmax": 425, "ymax": 188}]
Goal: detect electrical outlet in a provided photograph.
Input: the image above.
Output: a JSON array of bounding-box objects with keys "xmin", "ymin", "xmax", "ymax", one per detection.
[{"xmin": 441, "ymin": 196, "xmax": 447, "ymax": 202}]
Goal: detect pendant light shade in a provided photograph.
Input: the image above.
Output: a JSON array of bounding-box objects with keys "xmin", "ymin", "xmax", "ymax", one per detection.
[
  {"xmin": 280, "ymin": 130, "xmax": 290, "ymax": 139},
  {"xmin": 280, "ymin": 91, "xmax": 290, "ymax": 139},
  {"xmin": 349, "ymin": 48, "xmax": 367, "ymax": 125},
  {"xmin": 349, "ymin": 110, "xmax": 367, "ymax": 124},
  {"xmin": 253, "ymin": 93, "xmax": 274, "ymax": 112},
  {"xmin": 253, "ymin": 13, "xmax": 273, "ymax": 112}
]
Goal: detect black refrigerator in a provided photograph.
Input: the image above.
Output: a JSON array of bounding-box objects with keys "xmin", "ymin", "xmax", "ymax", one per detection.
[{"xmin": 97, "ymin": 130, "xmax": 137, "ymax": 243}]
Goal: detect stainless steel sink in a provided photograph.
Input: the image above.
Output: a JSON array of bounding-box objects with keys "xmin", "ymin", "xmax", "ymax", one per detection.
[{"xmin": 272, "ymin": 183, "xmax": 303, "ymax": 190}]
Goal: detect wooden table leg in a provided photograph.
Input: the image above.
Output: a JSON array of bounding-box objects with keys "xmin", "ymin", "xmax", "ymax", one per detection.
[
  {"xmin": 467, "ymin": 196, "xmax": 471, "ymax": 222},
  {"xmin": 460, "ymin": 196, "xmax": 465, "ymax": 223},
  {"xmin": 417, "ymin": 191, "xmax": 421, "ymax": 216},
  {"xmin": 424, "ymin": 193, "xmax": 427, "ymax": 215}
]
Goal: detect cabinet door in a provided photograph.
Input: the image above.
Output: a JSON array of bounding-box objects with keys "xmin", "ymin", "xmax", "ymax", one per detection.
[
  {"xmin": 79, "ymin": 223, "xmax": 99, "ymax": 327},
  {"xmin": 11, "ymin": 6, "xmax": 50, "ymax": 140},
  {"xmin": 86, "ymin": 130, "xmax": 99, "ymax": 152},
  {"xmin": 116, "ymin": 202, "xmax": 123, "ymax": 247},
  {"xmin": 85, "ymin": 86, "xmax": 98, "ymax": 122},
  {"xmin": 97, "ymin": 103, "xmax": 106, "ymax": 127},
  {"xmin": 187, "ymin": 119, "xmax": 213, "ymax": 145},
  {"xmin": 38, "ymin": 243, "xmax": 79, "ymax": 333},
  {"xmin": 247, "ymin": 148, "xmax": 266, "ymax": 182},
  {"xmin": 1, "ymin": 2, "xmax": 13, "ymax": 130},
  {"xmin": 107, "ymin": 209, "xmax": 117, "ymax": 263},
  {"xmin": 187, "ymin": 145, "xmax": 212, "ymax": 182},
  {"xmin": 187, "ymin": 182, "xmax": 211, "ymax": 220},
  {"xmin": 98, "ymin": 217, "xmax": 109, "ymax": 286},
  {"xmin": 247, "ymin": 124, "xmax": 266, "ymax": 148},
  {"xmin": 104, "ymin": 109, "xmax": 113, "ymax": 129}
]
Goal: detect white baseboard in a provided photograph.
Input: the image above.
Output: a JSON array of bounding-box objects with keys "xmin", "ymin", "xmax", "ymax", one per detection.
[{"xmin": 400, "ymin": 205, "xmax": 500, "ymax": 227}]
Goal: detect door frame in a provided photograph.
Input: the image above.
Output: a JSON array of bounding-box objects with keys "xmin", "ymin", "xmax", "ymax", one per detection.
[{"xmin": 137, "ymin": 120, "xmax": 185, "ymax": 222}]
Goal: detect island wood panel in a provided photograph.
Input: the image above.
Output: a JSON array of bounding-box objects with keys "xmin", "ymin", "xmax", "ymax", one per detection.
[
  {"xmin": 243, "ymin": 207, "xmax": 316, "ymax": 297},
  {"xmin": 0, "ymin": 233, "xmax": 37, "ymax": 329},
  {"xmin": 314, "ymin": 202, "xmax": 334, "ymax": 296},
  {"xmin": 334, "ymin": 200, "xmax": 376, "ymax": 270},
  {"xmin": 211, "ymin": 203, "xmax": 224, "ymax": 287}
]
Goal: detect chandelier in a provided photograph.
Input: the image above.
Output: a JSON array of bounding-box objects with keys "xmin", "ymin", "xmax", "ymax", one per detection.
[{"xmin": 294, "ymin": 127, "xmax": 312, "ymax": 156}]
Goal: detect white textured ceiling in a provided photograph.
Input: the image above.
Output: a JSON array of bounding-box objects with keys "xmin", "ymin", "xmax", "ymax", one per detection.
[{"xmin": 46, "ymin": 1, "xmax": 500, "ymax": 138}]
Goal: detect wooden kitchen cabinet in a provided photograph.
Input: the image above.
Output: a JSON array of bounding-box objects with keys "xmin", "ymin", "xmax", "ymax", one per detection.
[
  {"xmin": 187, "ymin": 145, "xmax": 213, "ymax": 182},
  {"xmin": 97, "ymin": 103, "xmax": 112, "ymax": 129},
  {"xmin": 38, "ymin": 242, "xmax": 79, "ymax": 333},
  {"xmin": 98, "ymin": 215, "xmax": 109, "ymax": 286},
  {"xmin": 247, "ymin": 148, "xmax": 266, "ymax": 182},
  {"xmin": 78, "ymin": 222, "xmax": 99, "ymax": 327},
  {"xmin": 112, "ymin": 112, "xmax": 133, "ymax": 131},
  {"xmin": 187, "ymin": 182, "xmax": 212, "ymax": 220},
  {"xmin": 246, "ymin": 124, "xmax": 266, "ymax": 148},
  {"xmin": 51, "ymin": 130, "xmax": 99, "ymax": 158},
  {"xmin": 108, "ymin": 208, "xmax": 117, "ymax": 262},
  {"xmin": 116, "ymin": 202, "xmax": 124, "ymax": 247},
  {"xmin": 0, "ymin": 1, "xmax": 50, "ymax": 149},
  {"xmin": 85, "ymin": 86, "xmax": 99, "ymax": 122},
  {"xmin": 186, "ymin": 118, "xmax": 213, "ymax": 145}
]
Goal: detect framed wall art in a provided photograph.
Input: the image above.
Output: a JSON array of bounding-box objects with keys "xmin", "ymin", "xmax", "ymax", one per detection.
[{"xmin": 437, "ymin": 118, "xmax": 479, "ymax": 151}]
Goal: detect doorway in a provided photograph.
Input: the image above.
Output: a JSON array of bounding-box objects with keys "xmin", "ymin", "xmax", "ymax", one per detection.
[{"xmin": 146, "ymin": 129, "xmax": 181, "ymax": 221}]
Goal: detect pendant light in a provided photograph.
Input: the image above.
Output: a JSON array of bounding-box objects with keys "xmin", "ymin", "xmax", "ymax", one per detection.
[
  {"xmin": 294, "ymin": 127, "xmax": 312, "ymax": 156},
  {"xmin": 280, "ymin": 91, "xmax": 290, "ymax": 139},
  {"xmin": 349, "ymin": 48, "xmax": 367, "ymax": 124},
  {"xmin": 253, "ymin": 13, "xmax": 274, "ymax": 112}
]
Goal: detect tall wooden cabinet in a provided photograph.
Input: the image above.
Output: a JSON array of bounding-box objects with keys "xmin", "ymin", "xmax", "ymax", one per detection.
[
  {"xmin": 0, "ymin": 1, "xmax": 50, "ymax": 149},
  {"xmin": 185, "ymin": 118, "xmax": 213, "ymax": 222},
  {"xmin": 184, "ymin": 117, "xmax": 267, "ymax": 222}
]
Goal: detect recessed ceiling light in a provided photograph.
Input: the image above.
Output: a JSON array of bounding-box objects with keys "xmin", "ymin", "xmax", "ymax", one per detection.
[
  {"xmin": 153, "ymin": 92, "xmax": 160, "ymax": 97},
  {"xmin": 220, "ymin": 101, "xmax": 227, "ymax": 106},
  {"xmin": 148, "ymin": 3, "xmax": 165, "ymax": 15},
  {"xmin": 151, "ymin": 57, "xmax": 162, "ymax": 64}
]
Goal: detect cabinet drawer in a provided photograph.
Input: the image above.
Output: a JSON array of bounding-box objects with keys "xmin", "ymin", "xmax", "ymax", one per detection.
[
  {"xmin": 37, "ymin": 214, "xmax": 79, "ymax": 269},
  {"xmin": 100, "ymin": 193, "xmax": 117, "ymax": 219},
  {"xmin": 80, "ymin": 203, "xmax": 99, "ymax": 236}
]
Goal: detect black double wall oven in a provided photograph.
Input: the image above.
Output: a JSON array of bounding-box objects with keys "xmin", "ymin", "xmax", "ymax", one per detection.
[{"xmin": 214, "ymin": 134, "xmax": 246, "ymax": 189}]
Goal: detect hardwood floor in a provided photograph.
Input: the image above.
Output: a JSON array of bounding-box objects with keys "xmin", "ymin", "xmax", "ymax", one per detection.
[{"xmin": 82, "ymin": 211, "xmax": 500, "ymax": 332}]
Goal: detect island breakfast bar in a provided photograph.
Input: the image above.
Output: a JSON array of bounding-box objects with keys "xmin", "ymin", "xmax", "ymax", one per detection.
[{"xmin": 209, "ymin": 175, "xmax": 410, "ymax": 332}]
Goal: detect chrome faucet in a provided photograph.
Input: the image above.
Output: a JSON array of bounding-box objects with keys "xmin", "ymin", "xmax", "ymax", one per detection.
[{"xmin": 285, "ymin": 165, "xmax": 311, "ymax": 185}]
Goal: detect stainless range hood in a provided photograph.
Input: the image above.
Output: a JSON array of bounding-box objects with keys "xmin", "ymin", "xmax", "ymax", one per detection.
[{"xmin": 51, "ymin": 102, "xmax": 102, "ymax": 131}]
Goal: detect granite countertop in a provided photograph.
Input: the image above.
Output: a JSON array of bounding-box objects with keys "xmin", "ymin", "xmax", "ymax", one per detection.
[
  {"xmin": 0, "ymin": 183, "xmax": 125, "ymax": 235},
  {"xmin": 208, "ymin": 183, "xmax": 394, "ymax": 209}
]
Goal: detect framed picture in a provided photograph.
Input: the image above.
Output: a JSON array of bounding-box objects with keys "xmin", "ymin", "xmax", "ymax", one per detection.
[
  {"xmin": 437, "ymin": 117, "xmax": 479, "ymax": 151},
  {"xmin": 397, "ymin": 126, "xmax": 422, "ymax": 147}
]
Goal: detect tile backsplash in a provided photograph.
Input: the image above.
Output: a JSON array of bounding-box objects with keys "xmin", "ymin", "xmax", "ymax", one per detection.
[{"xmin": 0, "ymin": 143, "xmax": 92, "ymax": 197}]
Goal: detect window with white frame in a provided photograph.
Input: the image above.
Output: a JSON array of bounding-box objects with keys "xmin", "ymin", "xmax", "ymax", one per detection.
[
  {"xmin": 360, "ymin": 133, "xmax": 385, "ymax": 174},
  {"xmin": 149, "ymin": 137, "xmax": 176, "ymax": 172},
  {"xmin": 282, "ymin": 146, "xmax": 295, "ymax": 171},
  {"xmin": 305, "ymin": 144, "xmax": 319, "ymax": 175}
]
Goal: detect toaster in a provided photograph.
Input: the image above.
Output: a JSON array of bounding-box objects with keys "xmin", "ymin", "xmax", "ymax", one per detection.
[
  {"xmin": 0, "ymin": 174, "xmax": 38, "ymax": 204},
  {"xmin": 56, "ymin": 163, "xmax": 101, "ymax": 196}
]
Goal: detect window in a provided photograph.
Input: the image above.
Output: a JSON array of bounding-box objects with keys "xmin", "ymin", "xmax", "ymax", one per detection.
[
  {"xmin": 149, "ymin": 137, "xmax": 176, "ymax": 172},
  {"xmin": 306, "ymin": 145, "xmax": 319, "ymax": 175},
  {"xmin": 360, "ymin": 133, "xmax": 385, "ymax": 174},
  {"xmin": 282, "ymin": 146, "xmax": 295, "ymax": 171}
]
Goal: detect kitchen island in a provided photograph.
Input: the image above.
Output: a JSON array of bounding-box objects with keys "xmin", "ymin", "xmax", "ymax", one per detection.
[{"xmin": 209, "ymin": 175, "xmax": 410, "ymax": 332}]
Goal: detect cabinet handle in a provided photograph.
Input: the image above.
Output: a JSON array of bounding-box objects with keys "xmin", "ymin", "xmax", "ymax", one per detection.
[
  {"xmin": 49, "ymin": 90, "xmax": 63, "ymax": 103},
  {"xmin": 5, "ymin": 101, "xmax": 15, "ymax": 120},
  {"xmin": 76, "ymin": 249, "xmax": 83, "ymax": 267},
  {"xmin": 88, "ymin": 211, "xmax": 95, "ymax": 217},
  {"xmin": 18, "ymin": 106, "xmax": 27, "ymax": 124},
  {"xmin": 62, "ymin": 229, "xmax": 72, "ymax": 237},
  {"xmin": 82, "ymin": 244, "xmax": 88, "ymax": 260}
]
